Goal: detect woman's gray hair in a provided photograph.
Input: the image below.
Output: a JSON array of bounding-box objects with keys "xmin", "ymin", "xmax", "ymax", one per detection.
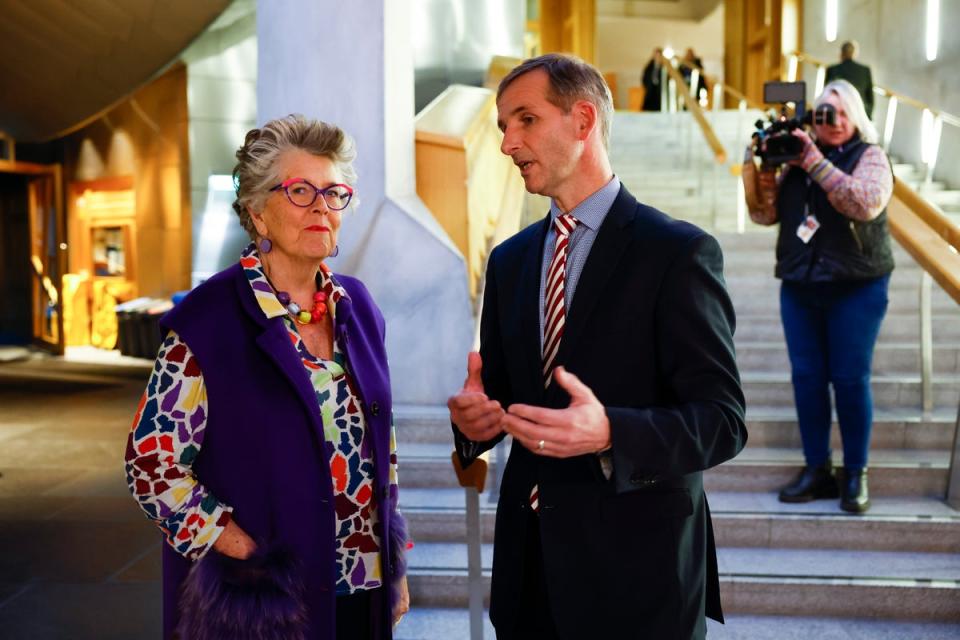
[
  {"xmin": 232, "ymin": 114, "xmax": 358, "ymax": 240},
  {"xmin": 815, "ymin": 80, "xmax": 878, "ymax": 144}
]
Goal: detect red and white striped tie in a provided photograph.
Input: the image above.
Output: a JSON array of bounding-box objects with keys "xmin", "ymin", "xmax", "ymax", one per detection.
[
  {"xmin": 530, "ymin": 212, "xmax": 578, "ymax": 513},
  {"xmin": 542, "ymin": 212, "xmax": 579, "ymax": 386}
]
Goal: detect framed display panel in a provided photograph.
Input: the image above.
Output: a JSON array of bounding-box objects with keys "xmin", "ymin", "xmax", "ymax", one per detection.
[
  {"xmin": 70, "ymin": 176, "xmax": 137, "ymax": 294},
  {"xmin": 90, "ymin": 222, "xmax": 133, "ymax": 280}
]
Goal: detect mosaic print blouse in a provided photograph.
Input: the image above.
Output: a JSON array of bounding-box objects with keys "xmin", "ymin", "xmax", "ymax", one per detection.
[{"xmin": 125, "ymin": 244, "xmax": 399, "ymax": 595}]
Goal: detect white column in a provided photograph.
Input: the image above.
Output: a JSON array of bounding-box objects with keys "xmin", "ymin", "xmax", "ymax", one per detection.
[{"xmin": 257, "ymin": 0, "xmax": 472, "ymax": 404}]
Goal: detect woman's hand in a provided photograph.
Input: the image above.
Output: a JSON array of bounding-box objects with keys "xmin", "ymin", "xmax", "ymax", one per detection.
[
  {"xmin": 788, "ymin": 128, "xmax": 825, "ymax": 172},
  {"xmin": 392, "ymin": 576, "xmax": 410, "ymax": 627},
  {"xmin": 212, "ymin": 518, "xmax": 257, "ymax": 559},
  {"xmin": 756, "ymin": 168, "xmax": 777, "ymax": 192},
  {"xmin": 742, "ymin": 153, "xmax": 779, "ymax": 226}
]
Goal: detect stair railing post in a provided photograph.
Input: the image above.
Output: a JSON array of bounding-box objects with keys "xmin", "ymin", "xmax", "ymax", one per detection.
[
  {"xmin": 465, "ymin": 486, "xmax": 485, "ymax": 640},
  {"xmin": 947, "ymin": 400, "xmax": 960, "ymax": 510},
  {"xmin": 659, "ymin": 65, "xmax": 668, "ymax": 113},
  {"xmin": 882, "ymin": 95, "xmax": 898, "ymax": 153},
  {"xmin": 920, "ymin": 271, "xmax": 933, "ymax": 418},
  {"xmin": 786, "ymin": 54, "xmax": 799, "ymax": 82},
  {"xmin": 711, "ymin": 147, "xmax": 719, "ymax": 230},
  {"xmin": 925, "ymin": 113, "xmax": 943, "ymax": 190},
  {"xmin": 451, "ymin": 452, "xmax": 489, "ymax": 640},
  {"xmin": 737, "ymin": 99, "xmax": 747, "ymax": 153},
  {"xmin": 814, "ymin": 65, "xmax": 826, "ymax": 98},
  {"xmin": 488, "ymin": 438, "xmax": 506, "ymax": 504}
]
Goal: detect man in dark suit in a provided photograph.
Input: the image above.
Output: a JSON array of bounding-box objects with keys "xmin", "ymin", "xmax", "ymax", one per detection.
[
  {"xmin": 641, "ymin": 47, "xmax": 664, "ymax": 111},
  {"xmin": 447, "ymin": 53, "xmax": 747, "ymax": 639},
  {"xmin": 826, "ymin": 41, "xmax": 874, "ymax": 118}
]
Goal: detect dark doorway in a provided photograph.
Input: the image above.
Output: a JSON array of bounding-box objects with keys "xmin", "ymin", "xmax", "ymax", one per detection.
[{"xmin": 0, "ymin": 173, "xmax": 32, "ymax": 345}]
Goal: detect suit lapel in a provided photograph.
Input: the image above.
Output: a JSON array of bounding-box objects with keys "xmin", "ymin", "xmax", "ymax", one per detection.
[
  {"xmin": 516, "ymin": 215, "xmax": 551, "ymax": 401},
  {"xmin": 557, "ymin": 186, "xmax": 637, "ymax": 369}
]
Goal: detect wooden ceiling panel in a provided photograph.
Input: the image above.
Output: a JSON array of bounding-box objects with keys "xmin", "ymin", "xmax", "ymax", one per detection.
[{"xmin": 0, "ymin": 0, "xmax": 230, "ymax": 142}]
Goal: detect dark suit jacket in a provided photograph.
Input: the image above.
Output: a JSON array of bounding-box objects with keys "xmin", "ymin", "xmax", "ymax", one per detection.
[
  {"xmin": 826, "ymin": 59, "xmax": 874, "ymax": 118},
  {"xmin": 454, "ymin": 185, "xmax": 747, "ymax": 639},
  {"xmin": 641, "ymin": 60, "xmax": 662, "ymax": 111}
]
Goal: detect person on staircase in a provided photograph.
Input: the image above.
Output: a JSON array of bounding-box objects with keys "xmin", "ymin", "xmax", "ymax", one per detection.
[
  {"xmin": 743, "ymin": 79, "xmax": 895, "ymax": 514},
  {"xmin": 680, "ymin": 47, "xmax": 707, "ymax": 104},
  {"xmin": 826, "ymin": 41, "xmax": 875, "ymax": 119},
  {"xmin": 449, "ymin": 53, "xmax": 747, "ymax": 639},
  {"xmin": 124, "ymin": 115, "xmax": 409, "ymax": 639},
  {"xmin": 641, "ymin": 47, "xmax": 665, "ymax": 111}
]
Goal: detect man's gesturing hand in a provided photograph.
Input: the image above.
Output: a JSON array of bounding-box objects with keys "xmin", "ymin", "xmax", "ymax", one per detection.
[
  {"xmin": 447, "ymin": 351, "xmax": 505, "ymax": 442},
  {"xmin": 503, "ymin": 367, "xmax": 611, "ymax": 458}
]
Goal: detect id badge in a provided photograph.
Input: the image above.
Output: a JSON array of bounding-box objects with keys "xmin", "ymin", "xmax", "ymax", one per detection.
[{"xmin": 796, "ymin": 213, "xmax": 820, "ymax": 244}]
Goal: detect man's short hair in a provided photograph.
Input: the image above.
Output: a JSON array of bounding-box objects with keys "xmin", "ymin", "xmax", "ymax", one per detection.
[
  {"xmin": 841, "ymin": 41, "xmax": 858, "ymax": 59},
  {"xmin": 497, "ymin": 53, "xmax": 614, "ymax": 150}
]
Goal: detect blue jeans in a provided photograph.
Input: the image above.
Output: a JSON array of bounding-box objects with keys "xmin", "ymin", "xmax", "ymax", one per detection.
[{"xmin": 779, "ymin": 274, "xmax": 890, "ymax": 471}]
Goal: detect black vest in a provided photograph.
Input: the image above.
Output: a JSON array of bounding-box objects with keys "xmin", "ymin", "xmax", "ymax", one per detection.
[{"xmin": 775, "ymin": 137, "xmax": 894, "ymax": 282}]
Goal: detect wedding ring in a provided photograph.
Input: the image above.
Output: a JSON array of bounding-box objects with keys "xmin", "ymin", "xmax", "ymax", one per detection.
[{"xmin": 537, "ymin": 439, "xmax": 545, "ymax": 451}]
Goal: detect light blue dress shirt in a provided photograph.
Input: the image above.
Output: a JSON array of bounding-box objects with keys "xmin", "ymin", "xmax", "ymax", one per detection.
[{"xmin": 539, "ymin": 176, "xmax": 621, "ymax": 349}]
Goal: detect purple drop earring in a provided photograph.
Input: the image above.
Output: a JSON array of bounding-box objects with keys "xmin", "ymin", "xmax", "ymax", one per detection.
[
  {"xmin": 259, "ymin": 237, "xmax": 272, "ymax": 254},
  {"xmin": 330, "ymin": 245, "xmax": 339, "ymax": 258}
]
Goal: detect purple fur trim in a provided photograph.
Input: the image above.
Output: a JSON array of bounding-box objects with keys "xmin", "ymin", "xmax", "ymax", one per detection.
[
  {"xmin": 387, "ymin": 508, "xmax": 408, "ymax": 615},
  {"xmin": 176, "ymin": 546, "xmax": 308, "ymax": 640}
]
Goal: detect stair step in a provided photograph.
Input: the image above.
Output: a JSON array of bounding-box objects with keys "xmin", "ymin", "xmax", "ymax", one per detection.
[
  {"xmin": 727, "ymin": 287, "xmax": 959, "ymax": 314},
  {"xmin": 721, "ymin": 574, "xmax": 959, "ymax": 621},
  {"xmin": 734, "ymin": 312, "xmax": 960, "ymax": 342},
  {"xmin": 396, "ymin": 441, "xmax": 950, "ymax": 496},
  {"xmin": 707, "ymin": 615, "xmax": 960, "ymax": 640},
  {"xmin": 709, "ymin": 448, "xmax": 948, "ymax": 496},
  {"xmin": 926, "ymin": 190, "xmax": 960, "ymax": 206},
  {"xmin": 394, "ymin": 608, "xmax": 495, "ymax": 640},
  {"xmin": 395, "ymin": 405, "xmax": 956, "ymax": 449},
  {"xmin": 402, "ymin": 488, "xmax": 960, "ymax": 552},
  {"xmin": 741, "ymin": 372, "xmax": 960, "ymax": 411},
  {"xmin": 406, "ymin": 543, "xmax": 960, "ymax": 620},
  {"xmin": 906, "ymin": 180, "xmax": 947, "ymax": 192},
  {"xmin": 735, "ymin": 341, "xmax": 960, "ymax": 375},
  {"xmin": 725, "ymin": 269, "xmax": 960, "ymax": 293},
  {"xmin": 741, "ymin": 409, "xmax": 955, "ymax": 449},
  {"xmin": 394, "ymin": 608, "xmax": 960, "ymax": 640}
]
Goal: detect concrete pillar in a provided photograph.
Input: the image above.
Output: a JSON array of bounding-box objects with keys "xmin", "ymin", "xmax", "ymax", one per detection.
[{"xmin": 257, "ymin": 0, "xmax": 473, "ymax": 404}]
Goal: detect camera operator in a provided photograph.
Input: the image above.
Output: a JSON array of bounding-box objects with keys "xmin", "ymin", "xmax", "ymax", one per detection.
[{"xmin": 743, "ymin": 79, "xmax": 894, "ymax": 514}]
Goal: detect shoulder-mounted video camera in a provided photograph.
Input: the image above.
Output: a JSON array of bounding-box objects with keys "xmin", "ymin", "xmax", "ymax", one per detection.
[{"xmin": 752, "ymin": 81, "xmax": 836, "ymax": 166}]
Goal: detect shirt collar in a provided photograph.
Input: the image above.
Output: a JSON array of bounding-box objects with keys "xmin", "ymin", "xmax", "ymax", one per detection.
[
  {"xmin": 549, "ymin": 175, "xmax": 620, "ymax": 231},
  {"xmin": 239, "ymin": 242, "xmax": 347, "ymax": 320}
]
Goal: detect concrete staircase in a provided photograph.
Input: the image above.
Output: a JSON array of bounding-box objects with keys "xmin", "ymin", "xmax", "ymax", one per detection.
[
  {"xmin": 392, "ymin": 111, "xmax": 960, "ymax": 639},
  {"xmin": 891, "ymin": 159, "xmax": 960, "ymax": 226}
]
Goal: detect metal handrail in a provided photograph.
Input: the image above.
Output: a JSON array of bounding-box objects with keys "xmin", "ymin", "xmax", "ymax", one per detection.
[
  {"xmin": 791, "ymin": 51, "xmax": 960, "ymax": 127},
  {"xmin": 673, "ymin": 58, "xmax": 765, "ymax": 111},
  {"xmin": 662, "ymin": 57, "xmax": 727, "ymax": 163}
]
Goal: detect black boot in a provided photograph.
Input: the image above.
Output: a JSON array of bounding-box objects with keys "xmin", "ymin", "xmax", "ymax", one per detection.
[
  {"xmin": 778, "ymin": 460, "xmax": 839, "ymax": 503},
  {"xmin": 840, "ymin": 468, "xmax": 870, "ymax": 513}
]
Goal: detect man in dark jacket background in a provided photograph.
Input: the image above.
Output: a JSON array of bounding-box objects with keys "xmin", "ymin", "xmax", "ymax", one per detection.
[{"xmin": 826, "ymin": 41, "xmax": 874, "ymax": 118}]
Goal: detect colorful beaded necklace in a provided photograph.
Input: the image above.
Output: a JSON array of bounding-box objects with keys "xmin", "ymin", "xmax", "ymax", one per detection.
[{"xmin": 276, "ymin": 289, "xmax": 328, "ymax": 324}]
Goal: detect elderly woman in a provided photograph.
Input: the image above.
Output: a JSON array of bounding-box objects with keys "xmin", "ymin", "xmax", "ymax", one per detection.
[
  {"xmin": 744, "ymin": 79, "xmax": 894, "ymax": 514},
  {"xmin": 125, "ymin": 114, "xmax": 409, "ymax": 639}
]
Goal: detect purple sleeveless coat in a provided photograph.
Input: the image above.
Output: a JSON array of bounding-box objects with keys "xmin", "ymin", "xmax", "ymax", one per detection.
[{"xmin": 159, "ymin": 263, "xmax": 405, "ymax": 639}]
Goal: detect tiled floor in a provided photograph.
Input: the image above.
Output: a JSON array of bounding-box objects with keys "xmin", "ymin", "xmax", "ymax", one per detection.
[{"xmin": 0, "ymin": 373, "xmax": 162, "ymax": 639}]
